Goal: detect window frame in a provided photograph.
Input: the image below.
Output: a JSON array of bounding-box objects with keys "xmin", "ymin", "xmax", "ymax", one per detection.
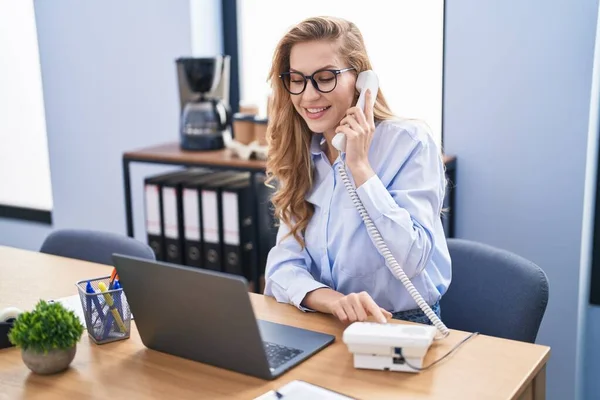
[
  {"xmin": 0, "ymin": 0, "xmax": 53, "ymax": 225},
  {"xmin": 0, "ymin": 205, "xmax": 52, "ymax": 225}
]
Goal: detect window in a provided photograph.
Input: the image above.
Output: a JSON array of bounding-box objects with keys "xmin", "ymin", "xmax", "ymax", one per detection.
[
  {"xmin": 235, "ymin": 0, "xmax": 445, "ymax": 146},
  {"xmin": 0, "ymin": 0, "xmax": 53, "ymax": 222}
]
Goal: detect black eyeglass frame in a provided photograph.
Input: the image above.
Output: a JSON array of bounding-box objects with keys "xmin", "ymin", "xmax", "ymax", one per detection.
[{"xmin": 278, "ymin": 67, "xmax": 355, "ymax": 95}]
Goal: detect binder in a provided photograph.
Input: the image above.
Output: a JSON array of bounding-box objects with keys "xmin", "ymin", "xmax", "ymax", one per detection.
[
  {"xmin": 201, "ymin": 173, "xmax": 251, "ymax": 272},
  {"xmin": 221, "ymin": 178, "xmax": 256, "ymax": 279},
  {"xmin": 160, "ymin": 169, "xmax": 213, "ymax": 265},
  {"xmin": 181, "ymin": 170, "xmax": 244, "ymax": 268},
  {"xmin": 144, "ymin": 170, "xmax": 191, "ymax": 261}
]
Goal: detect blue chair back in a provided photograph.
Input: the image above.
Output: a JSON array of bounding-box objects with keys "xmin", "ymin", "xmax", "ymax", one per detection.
[
  {"xmin": 40, "ymin": 229, "xmax": 155, "ymax": 265},
  {"xmin": 440, "ymin": 238, "xmax": 549, "ymax": 343}
]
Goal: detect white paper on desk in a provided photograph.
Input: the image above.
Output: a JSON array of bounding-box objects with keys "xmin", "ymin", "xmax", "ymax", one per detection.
[
  {"xmin": 253, "ymin": 380, "xmax": 356, "ymax": 400},
  {"xmin": 51, "ymin": 295, "xmax": 87, "ymax": 326}
]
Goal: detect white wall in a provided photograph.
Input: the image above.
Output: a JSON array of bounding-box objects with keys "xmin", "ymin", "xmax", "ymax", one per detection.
[
  {"xmin": 444, "ymin": 1, "xmax": 599, "ymax": 399},
  {"xmin": 190, "ymin": 0, "xmax": 223, "ymax": 56}
]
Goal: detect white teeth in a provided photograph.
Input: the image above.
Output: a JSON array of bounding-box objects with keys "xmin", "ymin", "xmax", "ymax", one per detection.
[{"xmin": 307, "ymin": 106, "xmax": 329, "ymax": 114}]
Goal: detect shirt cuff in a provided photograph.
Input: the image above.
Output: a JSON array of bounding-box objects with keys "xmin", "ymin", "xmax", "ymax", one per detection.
[
  {"xmin": 355, "ymin": 174, "xmax": 398, "ymax": 221},
  {"xmin": 288, "ymin": 278, "xmax": 328, "ymax": 312}
]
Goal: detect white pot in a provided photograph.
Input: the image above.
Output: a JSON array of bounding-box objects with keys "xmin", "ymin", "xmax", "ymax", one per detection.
[{"xmin": 21, "ymin": 345, "xmax": 76, "ymax": 375}]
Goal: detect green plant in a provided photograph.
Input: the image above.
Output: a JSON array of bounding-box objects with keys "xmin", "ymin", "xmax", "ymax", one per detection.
[{"xmin": 8, "ymin": 300, "xmax": 84, "ymax": 353}]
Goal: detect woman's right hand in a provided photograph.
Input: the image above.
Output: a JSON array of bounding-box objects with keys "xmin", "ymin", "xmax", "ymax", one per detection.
[{"xmin": 329, "ymin": 291, "xmax": 392, "ymax": 324}]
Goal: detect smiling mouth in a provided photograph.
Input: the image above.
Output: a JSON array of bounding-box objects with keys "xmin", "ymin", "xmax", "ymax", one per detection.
[
  {"xmin": 304, "ymin": 106, "xmax": 332, "ymax": 120},
  {"xmin": 305, "ymin": 106, "xmax": 331, "ymax": 114}
]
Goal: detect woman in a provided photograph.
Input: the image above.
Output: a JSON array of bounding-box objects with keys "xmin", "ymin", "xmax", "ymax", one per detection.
[{"xmin": 264, "ymin": 16, "xmax": 451, "ymax": 325}]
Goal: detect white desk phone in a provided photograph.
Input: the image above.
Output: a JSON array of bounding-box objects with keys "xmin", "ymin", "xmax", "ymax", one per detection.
[{"xmin": 336, "ymin": 71, "xmax": 477, "ymax": 373}]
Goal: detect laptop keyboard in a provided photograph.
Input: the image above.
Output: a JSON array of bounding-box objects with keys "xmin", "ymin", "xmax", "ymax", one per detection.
[{"xmin": 263, "ymin": 341, "xmax": 303, "ymax": 370}]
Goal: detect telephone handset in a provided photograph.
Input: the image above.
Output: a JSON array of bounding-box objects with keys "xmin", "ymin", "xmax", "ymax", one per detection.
[
  {"xmin": 332, "ymin": 71, "xmax": 380, "ymax": 153},
  {"xmin": 333, "ymin": 70, "xmax": 450, "ymax": 338}
]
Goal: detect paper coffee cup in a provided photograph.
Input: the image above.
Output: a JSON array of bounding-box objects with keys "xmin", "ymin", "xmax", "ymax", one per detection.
[
  {"xmin": 253, "ymin": 117, "xmax": 268, "ymax": 146},
  {"xmin": 233, "ymin": 113, "xmax": 255, "ymax": 145}
]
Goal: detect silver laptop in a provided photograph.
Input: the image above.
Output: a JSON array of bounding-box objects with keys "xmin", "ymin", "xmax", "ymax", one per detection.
[{"xmin": 112, "ymin": 254, "xmax": 335, "ymax": 380}]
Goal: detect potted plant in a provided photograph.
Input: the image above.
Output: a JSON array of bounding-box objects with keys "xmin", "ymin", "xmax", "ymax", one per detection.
[{"xmin": 8, "ymin": 300, "xmax": 84, "ymax": 374}]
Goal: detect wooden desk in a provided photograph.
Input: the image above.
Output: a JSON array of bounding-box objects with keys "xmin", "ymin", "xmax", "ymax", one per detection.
[
  {"xmin": 123, "ymin": 142, "xmax": 457, "ymax": 169},
  {"xmin": 0, "ymin": 246, "xmax": 549, "ymax": 399}
]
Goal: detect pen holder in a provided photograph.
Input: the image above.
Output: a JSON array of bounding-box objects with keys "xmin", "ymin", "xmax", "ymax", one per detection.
[{"xmin": 76, "ymin": 276, "xmax": 132, "ymax": 345}]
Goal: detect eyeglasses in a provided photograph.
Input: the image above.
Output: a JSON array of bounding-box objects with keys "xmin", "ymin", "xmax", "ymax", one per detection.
[{"xmin": 279, "ymin": 67, "xmax": 355, "ymax": 95}]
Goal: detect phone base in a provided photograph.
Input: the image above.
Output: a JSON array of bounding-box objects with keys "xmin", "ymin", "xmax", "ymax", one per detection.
[
  {"xmin": 342, "ymin": 322, "xmax": 437, "ymax": 373},
  {"xmin": 351, "ymin": 352, "xmax": 426, "ymax": 373}
]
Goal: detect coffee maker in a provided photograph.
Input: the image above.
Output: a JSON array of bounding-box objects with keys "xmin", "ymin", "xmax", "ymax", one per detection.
[{"xmin": 176, "ymin": 56, "xmax": 232, "ymax": 150}]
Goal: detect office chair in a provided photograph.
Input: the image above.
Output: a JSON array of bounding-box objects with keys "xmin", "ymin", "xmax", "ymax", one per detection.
[
  {"xmin": 440, "ymin": 238, "xmax": 549, "ymax": 343},
  {"xmin": 40, "ymin": 228, "xmax": 155, "ymax": 265}
]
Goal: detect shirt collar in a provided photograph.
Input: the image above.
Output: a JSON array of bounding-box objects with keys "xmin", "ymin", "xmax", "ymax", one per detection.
[{"xmin": 310, "ymin": 133, "xmax": 327, "ymax": 157}]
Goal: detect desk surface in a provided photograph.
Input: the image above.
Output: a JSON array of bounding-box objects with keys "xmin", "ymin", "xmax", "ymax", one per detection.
[
  {"xmin": 123, "ymin": 143, "xmax": 267, "ymax": 170},
  {"xmin": 122, "ymin": 142, "xmax": 457, "ymax": 170},
  {"xmin": 0, "ymin": 246, "xmax": 549, "ymax": 400}
]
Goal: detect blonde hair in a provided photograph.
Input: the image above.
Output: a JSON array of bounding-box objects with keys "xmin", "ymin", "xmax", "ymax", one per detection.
[{"xmin": 265, "ymin": 16, "xmax": 396, "ymax": 248}]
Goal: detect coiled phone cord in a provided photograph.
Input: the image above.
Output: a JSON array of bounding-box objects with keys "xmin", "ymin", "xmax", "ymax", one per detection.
[{"xmin": 336, "ymin": 161, "xmax": 451, "ymax": 340}]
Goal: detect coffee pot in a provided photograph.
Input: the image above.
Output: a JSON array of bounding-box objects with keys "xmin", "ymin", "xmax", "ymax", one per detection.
[{"xmin": 175, "ymin": 56, "xmax": 232, "ymax": 150}]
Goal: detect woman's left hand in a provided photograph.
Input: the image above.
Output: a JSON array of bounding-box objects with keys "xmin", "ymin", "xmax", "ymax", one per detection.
[{"xmin": 335, "ymin": 89, "xmax": 376, "ymax": 187}]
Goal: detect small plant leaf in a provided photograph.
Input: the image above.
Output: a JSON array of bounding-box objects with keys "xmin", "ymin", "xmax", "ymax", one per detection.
[{"xmin": 8, "ymin": 300, "xmax": 84, "ymax": 353}]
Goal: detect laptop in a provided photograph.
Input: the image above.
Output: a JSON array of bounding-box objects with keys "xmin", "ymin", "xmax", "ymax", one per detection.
[{"xmin": 111, "ymin": 254, "xmax": 335, "ymax": 380}]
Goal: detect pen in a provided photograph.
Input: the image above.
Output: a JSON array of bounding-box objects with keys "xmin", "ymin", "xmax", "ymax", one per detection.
[
  {"xmin": 98, "ymin": 282, "xmax": 126, "ymax": 333},
  {"xmin": 109, "ymin": 268, "xmax": 119, "ymax": 289},
  {"xmin": 86, "ymin": 281, "xmax": 105, "ymax": 324},
  {"xmin": 84, "ymin": 282, "xmax": 92, "ymax": 326},
  {"xmin": 112, "ymin": 280, "xmax": 123, "ymax": 319},
  {"xmin": 96, "ymin": 281, "xmax": 115, "ymax": 339}
]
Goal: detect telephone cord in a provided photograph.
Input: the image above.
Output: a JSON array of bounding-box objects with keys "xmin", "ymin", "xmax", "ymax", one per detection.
[{"xmin": 336, "ymin": 161, "xmax": 450, "ymax": 339}]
